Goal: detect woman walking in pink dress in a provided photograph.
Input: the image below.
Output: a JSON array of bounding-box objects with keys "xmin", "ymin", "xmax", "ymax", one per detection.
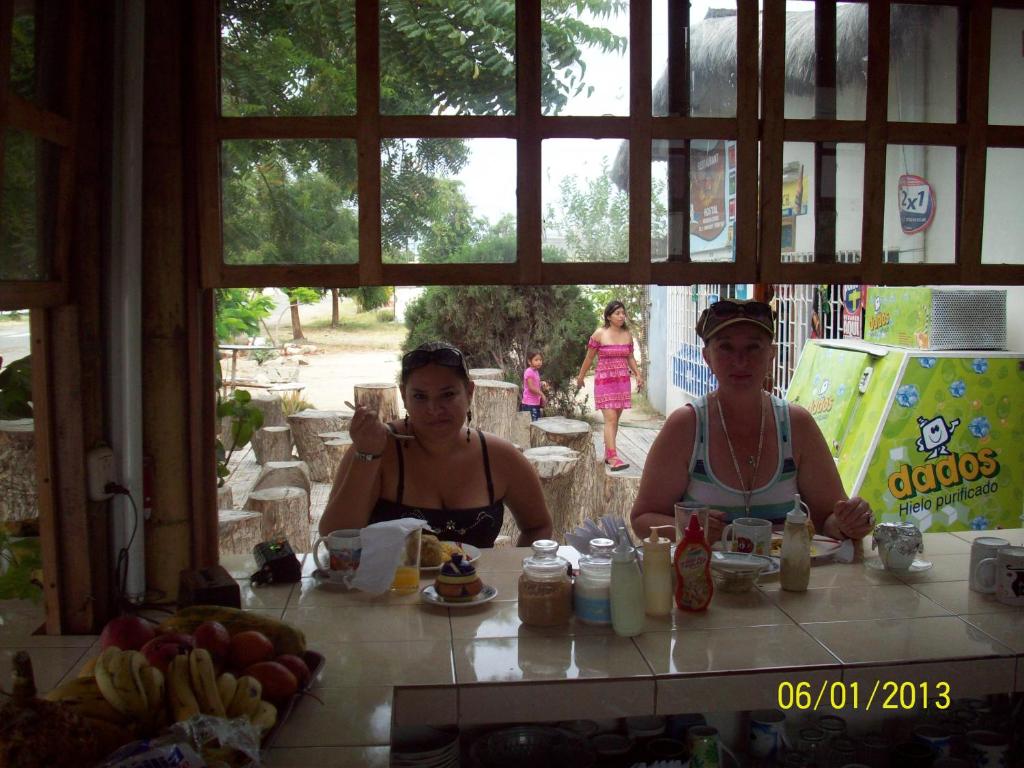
[{"xmin": 576, "ymin": 300, "xmax": 644, "ymax": 471}]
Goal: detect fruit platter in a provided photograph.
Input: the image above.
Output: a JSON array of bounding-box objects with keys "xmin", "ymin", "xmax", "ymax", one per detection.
[{"xmin": 37, "ymin": 606, "xmax": 321, "ymax": 766}]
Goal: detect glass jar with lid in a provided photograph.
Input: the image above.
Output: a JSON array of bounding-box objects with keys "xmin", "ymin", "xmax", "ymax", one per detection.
[
  {"xmin": 518, "ymin": 539, "xmax": 572, "ymax": 627},
  {"xmin": 574, "ymin": 537, "xmax": 614, "ymax": 625}
]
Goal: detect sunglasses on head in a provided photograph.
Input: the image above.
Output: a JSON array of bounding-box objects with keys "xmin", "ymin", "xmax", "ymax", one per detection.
[
  {"xmin": 401, "ymin": 346, "xmax": 467, "ymax": 373},
  {"xmin": 706, "ymin": 299, "xmax": 773, "ymax": 322}
]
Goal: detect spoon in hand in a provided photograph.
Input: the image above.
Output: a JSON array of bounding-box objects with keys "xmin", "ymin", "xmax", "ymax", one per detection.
[{"xmin": 344, "ymin": 401, "xmax": 415, "ymax": 440}]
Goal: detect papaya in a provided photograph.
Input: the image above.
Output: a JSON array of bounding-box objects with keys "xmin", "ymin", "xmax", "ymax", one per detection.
[{"xmin": 156, "ymin": 606, "xmax": 306, "ymax": 656}]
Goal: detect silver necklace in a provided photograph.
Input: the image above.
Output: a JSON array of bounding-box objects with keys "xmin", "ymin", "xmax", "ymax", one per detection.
[{"xmin": 717, "ymin": 392, "xmax": 767, "ymax": 514}]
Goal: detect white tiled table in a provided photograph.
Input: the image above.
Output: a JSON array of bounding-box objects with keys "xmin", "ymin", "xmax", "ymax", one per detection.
[{"xmin": 3, "ymin": 530, "xmax": 1022, "ymax": 767}]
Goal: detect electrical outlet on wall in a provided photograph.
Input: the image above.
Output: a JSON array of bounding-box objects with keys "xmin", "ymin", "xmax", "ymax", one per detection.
[{"xmin": 87, "ymin": 444, "xmax": 116, "ymax": 501}]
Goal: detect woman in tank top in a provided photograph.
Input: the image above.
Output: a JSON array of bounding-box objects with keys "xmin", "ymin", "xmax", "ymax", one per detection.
[
  {"xmin": 630, "ymin": 298, "xmax": 876, "ymax": 545},
  {"xmin": 319, "ymin": 341, "xmax": 552, "ymax": 548}
]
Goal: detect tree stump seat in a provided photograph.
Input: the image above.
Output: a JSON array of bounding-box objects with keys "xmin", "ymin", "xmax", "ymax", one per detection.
[
  {"xmin": 472, "ymin": 379, "xmax": 519, "ymax": 444},
  {"xmin": 218, "ymin": 510, "xmax": 263, "ymax": 555},
  {"xmin": 529, "ymin": 417, "xmax": 597, "ymax": 533},
  {"xmin": 0, "ymin": 419, "xmax": 36, "ymax": 522},
  {"xmin": 468, "ymin": 368, "xmax": 503, "ymax": 381},
  {"xmin": 353, "ymin": 382, "xmax": 400, "ymax": 422},
  {"xmin": 253, "ymin": 460, "xmax": 312, "ymax": 499},
  {"xmin": 498, "ymin": 445, "xmax": 581, "ymax": 544},
  {"xmin": 251, "ymin": 425, "xmax": 294, "ymax": 464},
  {"xmin": 287, "ymin": 409, "xmax": 352, "ymax": 481},
  {"xmin": 244, "ymin": 487, "xmax": 311, "ymax": 552}
]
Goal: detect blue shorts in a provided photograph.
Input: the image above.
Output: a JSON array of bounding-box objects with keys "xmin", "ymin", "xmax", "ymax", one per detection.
[{"xmin": 519, "ymin": 404, "xmax": 542, "ymax": 421}]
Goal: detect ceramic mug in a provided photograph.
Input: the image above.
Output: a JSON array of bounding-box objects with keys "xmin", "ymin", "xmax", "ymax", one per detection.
[
  {"xmin": 912, "ymin": 723, "xmax": 952, "ymax": 758},
  {"xmin": 965, "ymin": 729, "xmax": 1009, "ymax": 767},
  {"xmin": 312, "ymin": 528, "xmax": 361, "ymax": 584},
  {"xmin": 871, "ymin": 521, "xmax": 923, "ymax": 571},
  {"xmin": 721, "ymin": 517, "xmax": 772, "ymax": 556},
  {"xmin": 749, "ymin": 708, "xmax": 788, "ymax": 761},
  {"xmin": 969, "ymin": 536, "xmax": 1010, "ymax": 593},
  {"xmin": 975, "ymin": 545, "xmax": 1024, "ymax": 607},
  {"xmin": 688, "ymin": 725, "xmax": 738, "ymax": 768}
]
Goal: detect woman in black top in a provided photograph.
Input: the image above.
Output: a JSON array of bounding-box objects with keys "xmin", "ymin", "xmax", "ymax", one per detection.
[{"xmin": 319, "ymin": 341, "xmax": 553, "ymax": 547}]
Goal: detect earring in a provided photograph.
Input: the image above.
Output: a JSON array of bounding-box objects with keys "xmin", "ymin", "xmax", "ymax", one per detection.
[
  {"xmin": 404, "ymin": 415, "xmax": 409, "ymax": 430},
  {"xmin": 466, "ymin": 409, "xmax": 472, "ymax": 443}
]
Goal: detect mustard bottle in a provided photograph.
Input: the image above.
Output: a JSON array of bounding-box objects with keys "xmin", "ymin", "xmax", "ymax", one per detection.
[{"xmin": 643, "ymin": 525, "xmax": 674, "ymax": 616}]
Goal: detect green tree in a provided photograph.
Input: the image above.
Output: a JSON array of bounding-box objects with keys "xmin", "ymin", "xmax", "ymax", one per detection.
[
  {"xmin": 214, "ymin": 288, "xmax": 275, "ymax": 343},
  {"xmin": 403, "ymin": 285, "xmax": 595, "ymax": 417}
]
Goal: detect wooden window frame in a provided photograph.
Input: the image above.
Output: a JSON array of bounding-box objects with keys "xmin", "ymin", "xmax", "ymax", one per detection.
[{"xmin": 193, "ymin": 0, "xmax": 1024, "ymax": 288}]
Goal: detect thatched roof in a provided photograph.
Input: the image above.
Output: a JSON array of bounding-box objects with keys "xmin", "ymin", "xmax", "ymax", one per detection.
[{"xmin": 611, "ymin": 5, "xmax": 927, "ymax": 189}]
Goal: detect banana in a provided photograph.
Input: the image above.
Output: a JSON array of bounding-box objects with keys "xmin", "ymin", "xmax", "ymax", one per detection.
[
  {"xmin": 188, "ymin": 648, "xmax": 225, "ymax": 717},
  {"xmin": 227, "ymin": 674, "xmax": 262, "ymax": 719},
  {"xmin": 217, "ymin": 672, "xmax": 238, "ymax": 712},
  {"xmin": 139, "ymin": 664, "xmax": 165, "ymax": 725},
  {"xmin": 112, "ymin": 649, "xmax": 149, "ymax": 719},
  {"xmin": 249, "ymin": 700, "xmax": 277, "ymax": 734},
  {"xmin": 44, "ymin": 676, "xmax": 132, "ymax": 725},
  {"xmin": 94, "ymin": 646, "xmax": 130, "ymax": 715},
  {"xmin": 168, "ymin": 654, "xmax": 200, "ymax": 722},
  {"xmin": 78, "ymin": 655, "xmax": 100, "ymax": 679}
]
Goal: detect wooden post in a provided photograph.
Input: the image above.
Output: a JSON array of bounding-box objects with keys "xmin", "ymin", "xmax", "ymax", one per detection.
[
  {"xmin": 0, "ymin": 419, "xmax": 37, "ymax": 522},
  {"xmin": 253, "ymin": 460, "xmax": 312, "ymax": 499},
  {"xmin": 471, "ymin": 379, "xmax": 519, "ymax": 443},
  {"xmin": 529, "ymin": 417, "xmax": 597, "ymax": 525},
  {"xmin": 244, "ymin": 487, "xmax": 311, "ymax": 551},
  {"xmin": 251, "ymin": 425, "xmax": 294, "ymax": 464},
  {"xmin": 353, "ymin": 382, "xmax": 400, "ymax": 422},
  {"xmin": 499, "ymin": 445, "xmax": 580, "ymax": 544},
  {"xmin": 218, "ymin": 510, "xmax": 262, "ymax": 555},
  {"xmin": 468, "ymin": 367, "xmax": 503, "ymax": 381},
  {"xmin": 287, "ymin": 409, "xmax": 352, "ymax": 481}
]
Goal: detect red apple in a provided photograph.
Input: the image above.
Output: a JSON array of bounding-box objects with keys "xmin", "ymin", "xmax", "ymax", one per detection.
[
  {"xmin": 100, "ymin": 614, "xmax": 156, "ymax": 652},
  {"xmin": 140, "ymin": 632, "xmax": 194, "ymax": 673},
  {"xmin": 227, "ymin": 630, "xmax": 275, "ymax": 672},
  {"xmin": 192, "ymin": 620, "xmax": 231, "ymax": 665},
  {"xmin": 274, "ymin": 654, "xmax": 311, "ymax": 688}
]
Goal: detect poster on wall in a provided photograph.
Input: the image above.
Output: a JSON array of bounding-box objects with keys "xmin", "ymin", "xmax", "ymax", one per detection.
[
  {"xmin": 898, "ymin": 174, "xmax": 936, "ymax": 234},
  {"xmin": 842, "ymin": 285, "xmax": 866, "ymax": 338},
  {"xmin": 690, "ymin": 140, "xmax": 727, "ymax": 243},
  {"xmin": 782, "ymin": 161, "xmax": 807, "ymax": 217}
]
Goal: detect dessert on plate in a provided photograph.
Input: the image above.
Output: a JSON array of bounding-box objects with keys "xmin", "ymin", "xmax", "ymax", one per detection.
[{"xmin": 434, "ymin": 553, "xmax": 483, "ymax": 601}]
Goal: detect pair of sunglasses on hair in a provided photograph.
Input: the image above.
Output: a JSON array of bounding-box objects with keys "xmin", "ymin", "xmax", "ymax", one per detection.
[
  {"xmin": 401, "ymin": 345, "xmax": 467, "ymax": 373},
  {"xmin": 697, "ymin": 298, "xmax": 775, "ymax": 338}
]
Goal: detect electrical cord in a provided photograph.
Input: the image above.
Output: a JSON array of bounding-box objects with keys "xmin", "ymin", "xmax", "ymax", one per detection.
[{"xmin": 105, "ymin": 482, "xmax": 139, "ymax": 612}]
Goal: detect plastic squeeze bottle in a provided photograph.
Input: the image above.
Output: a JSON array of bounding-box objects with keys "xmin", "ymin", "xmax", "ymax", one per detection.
[
  {"xmin": 780, "ymin": 494, "xmax": 811, "ymax": 592},
  {"xmin": 674, "ymin": 511, "xmax": 713, "ymax": 611},
  {"xmin": 643, "ymin": 525, "xmax": 674, "ymax": 616},
  {"xmin": 610, "ymin": 538, "xmax": 646, "ymax": 637}
]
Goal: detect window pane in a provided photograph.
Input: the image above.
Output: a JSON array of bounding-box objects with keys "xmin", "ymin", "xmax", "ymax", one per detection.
[
  {"xmin": 220, "ymin": 1, "xmax": 356, "ymax": 117},
  {"xmin": 380, "ymin": 3, "xmax": 515, "ymax": 115},
  {"xmin": 382, "ymin": 138, "xmax": 516, "ymax": 265},
  {"xmin": 221, "ymin": 140, "xmax": 358, "ymax": 266},
  {"xmin": 1, "ymin": 130, "xmax": 56, "ymax": 281},
  {"xmin": 982, "ymin": 148, "xmax": 1024, "ymax": 265},
  {"xmin": 541, "ymin": 0, "xmax": 629, "ymax": 116},
  {"xmin": 780, "ymin": 142, "xmax": 863, "ymax": 263},
  {"xmin": 652, "ymin": 139, "xmax": 737, "ymax": 263},
  {"xmin": 655, "ymin": 2, "xmax": 737, "ymax": 118},
  {"xmin": 8, "ymin": 0, "xmax": 67, "ymax": 111},
  {"xmin": 888, "ymin": 5, "xmax": 959, "ymax": 124},
  {"xmin": 785, "ymin": 3, "xmax": 867, "ymax": 121},
  {"xmin": 883, "ymin": 145, "xmax": 956, "ymax": 265},
  {"xmin": 989, "ymin": 8, "xmax": 1024, "ymax": 126},
  {"xmin": 543, "ymin": 139, "xmax": 627, "ymax": 263}
]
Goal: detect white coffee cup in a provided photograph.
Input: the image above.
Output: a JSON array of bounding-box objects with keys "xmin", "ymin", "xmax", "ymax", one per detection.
[
  {"xmin": 969, "ymin": 536, "xmax": 1009, "ymax": 594},
  {"xmin": 976, "ymin": 545, "xmax": 1024, "ymax": 607},
  {"xmin": 721, "ymin": 517, "xmax": 772, "ymax": 556},
  {"xmin": 749, "ymin": 709, "xmax": 788, "ymax": 760},
  {"xmin": 312, "ymin": 528, "xmax": 362, "ymax": 585},
  {"xmin": 965, "ymin": 729, "xmax": 1009, "ymax": 767}
]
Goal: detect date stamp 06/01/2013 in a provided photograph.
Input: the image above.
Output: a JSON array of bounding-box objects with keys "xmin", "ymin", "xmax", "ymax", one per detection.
[{"xmin": 777, "ymin": 680, "xmax": 952, "ymax": 712}]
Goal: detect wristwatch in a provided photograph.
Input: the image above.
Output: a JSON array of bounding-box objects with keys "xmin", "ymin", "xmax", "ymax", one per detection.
[{"xmin": 353, "ymin": 449, "xmax": 382, "ymax": 462}]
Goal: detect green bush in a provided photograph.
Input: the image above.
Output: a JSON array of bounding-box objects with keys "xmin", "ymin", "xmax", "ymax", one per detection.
[
  {"xmin": 376, "ymin": 308, "xmax": 396, "ymax": 323},
  {"xmin": 403, "ymin": 286, "xmax": 595, "ymax": 418}
]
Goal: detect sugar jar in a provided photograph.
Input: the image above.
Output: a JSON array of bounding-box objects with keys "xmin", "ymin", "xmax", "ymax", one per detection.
[
  {"xmin": 574, "ymin": 537, "xmax": 614, "ymax": 625},
  {"xmin": 518, "ymin": 539, "xmax": 572, "ymax": 627}
]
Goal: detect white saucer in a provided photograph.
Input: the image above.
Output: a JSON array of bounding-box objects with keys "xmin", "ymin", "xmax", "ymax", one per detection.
[
  {"xmin": 421, "ymin": 584, "xmax": 497, "ymax": 608},
  {"xmin": 311, "ymin": 568, "xmax": 356, "ymax": 589},
  {"xmin": 864, "ymin": 557, "xmax": 933, "ymax": 573}
]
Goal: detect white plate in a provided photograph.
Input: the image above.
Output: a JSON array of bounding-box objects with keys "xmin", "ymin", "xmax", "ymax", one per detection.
[
  {"xmin": 711, "ymin": 551, "xmax": 775, "ymax": 575},
  {"xmin": 864, "ymin": 556, "xmax": 933, "ymax": 573},
  {"xmin": 419, "ymin": 542, "xmax": 482, "ymax": 572},
  {"xmin": 421, "ymin": 584, "xmax": 497, "ymax": 608}
]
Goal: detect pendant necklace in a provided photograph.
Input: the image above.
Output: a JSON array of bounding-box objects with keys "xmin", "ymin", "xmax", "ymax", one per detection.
[{"xmin": 717, "ymin": 392, "xmax": 766, "ymax": 515}]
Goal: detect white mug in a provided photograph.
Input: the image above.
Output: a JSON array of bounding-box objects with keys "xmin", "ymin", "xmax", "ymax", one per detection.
[
  {"xmin": 721, "ymin": 517, "xmax": 772, "ymax": 556},
  {"xmin": 969, "ymin": 536, "xmax": 1009, "ymax": 594},
  {"xmin": 912, "ymin": 723, "xmax": 952, "ymax": 759},
  {"xmin": 749, "ymin": 709, "xmax": 788, "ymax": 760},
  {"xmin": 976, "ymin": 545, "xmax": 1024, "ymax": 607},
  {"xmin": 965, "ymin": 729, "xmax": 1009, "ymax": 767},
  {"xmin": 312, "ymin": 528, "xmax": 362, "ymax": 585}
]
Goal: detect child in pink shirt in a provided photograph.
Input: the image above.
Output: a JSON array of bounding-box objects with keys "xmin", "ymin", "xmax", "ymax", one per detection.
[{"xmin": 520, "ymin": 350, "xmax": 547, "ymax": 421}]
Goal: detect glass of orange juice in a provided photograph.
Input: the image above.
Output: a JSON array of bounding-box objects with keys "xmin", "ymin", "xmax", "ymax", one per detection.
[{"xmin": 390, "ymin": 527, "xmax": 422, "ymax": 593}]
